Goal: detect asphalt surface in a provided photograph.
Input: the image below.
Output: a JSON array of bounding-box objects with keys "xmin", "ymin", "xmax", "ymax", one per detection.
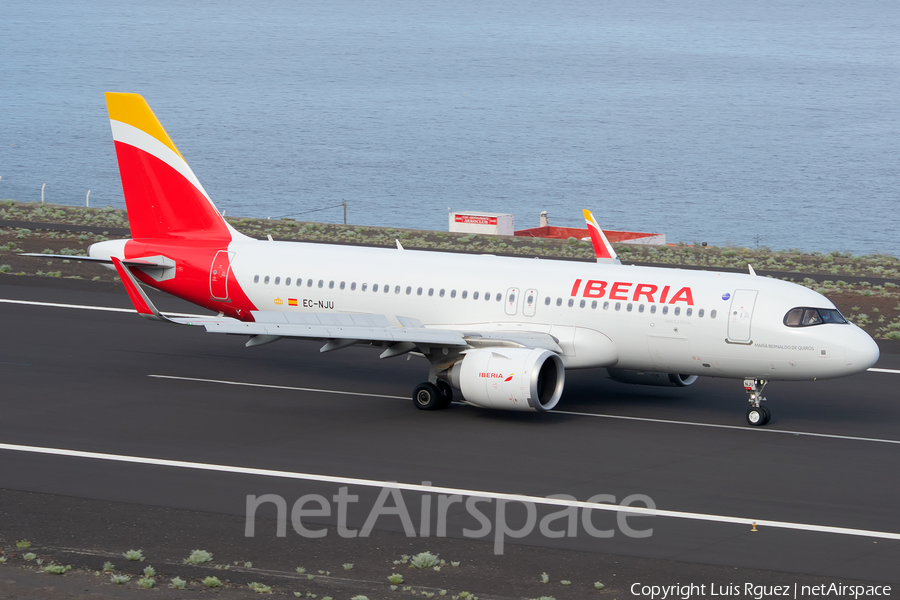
[{"xmin": 1, "ymin": 277, "xmax": 899, "ymax": 589}]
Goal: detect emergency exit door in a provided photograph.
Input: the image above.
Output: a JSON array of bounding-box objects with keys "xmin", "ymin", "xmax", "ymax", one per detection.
[{"xmin": 210, "ymin": 251, "xmax": 233, "ymax": 301}]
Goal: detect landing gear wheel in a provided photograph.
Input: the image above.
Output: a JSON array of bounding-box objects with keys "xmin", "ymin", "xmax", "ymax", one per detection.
[
  {"xmin": 413, "ymin": 382, "xmax": 442, "ymax": 411},
  {"xmin": 435, "ymin": 380, "xmax": 453, "ymax": 409},
  {"xmin": 746, "ymin": 406, "xmax": 767, "ymax": 426},
  {"xmin": 758, "ymin": 406, "xmax": 771, "ymax": 425}
]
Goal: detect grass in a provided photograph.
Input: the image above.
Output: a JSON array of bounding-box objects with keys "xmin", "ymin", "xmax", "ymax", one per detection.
[{"xmin": 15, "ymin": 540, "xmax": 32, "ymax": 549}]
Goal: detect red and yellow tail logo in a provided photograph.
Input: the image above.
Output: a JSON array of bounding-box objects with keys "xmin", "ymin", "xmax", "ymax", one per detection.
[{"xmin": 105, "ymin": 93, "xmax": 232, "ymax": 241}]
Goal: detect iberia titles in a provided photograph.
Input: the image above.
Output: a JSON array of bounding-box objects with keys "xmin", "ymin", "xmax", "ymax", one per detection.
[{"xmin": 570, "ymin": 279, "xmax": 694, "ymax": 305}]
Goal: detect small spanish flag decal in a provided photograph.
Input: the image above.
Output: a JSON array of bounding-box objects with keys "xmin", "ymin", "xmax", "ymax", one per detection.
[{"xmin": 288, "ymin": 298, "xmax": 298, "ymax": 306}]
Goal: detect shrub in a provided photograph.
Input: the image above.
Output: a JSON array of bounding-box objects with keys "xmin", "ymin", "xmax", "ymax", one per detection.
[
  {"xmin": 23, "ymin": 553, "xmax": 36, "ymax": 561},
  {"xmin": 123, "ymin": 549, "xmax": 144, "ymax": 561},
  {"xmin": 170, "ymin": 576, "xmax": 187, "ymax": 589},
  {"xmin": 202, "ymin": 576, "xmax": 222, "ymax": 588},
  {"xmin": 248, "ymin": 581, "xmax": 273, "ymax": 593},
  {"xmin": 102, "ymin": 561, "xmax": 114, "ymax": 572},
  {"xmin": 137, "ymin": 577, "xmax": 155, "ymax": 589},
  {"xmin": 110, "ymin": 574, "xmax": 130, "ymax": 584},
  {"xmin": 387, "ymin": 573, "xmax": 404, "ymax": 584},
  {"xmin": 409, "ymin": 551, "xmax": 439, "ymax": 569},
  {"xmin": 184, "ymin": 550, "xmax": 213, "ymax": 564},
  {"xmin": 43, "ymin": 563, "xmax": 71, "ymax": 574}
]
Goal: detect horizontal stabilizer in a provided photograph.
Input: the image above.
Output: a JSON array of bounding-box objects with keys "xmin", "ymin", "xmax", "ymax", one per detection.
[{"xmin": 20, "ymin": 253, "xmax": 174, "ymax": 269}]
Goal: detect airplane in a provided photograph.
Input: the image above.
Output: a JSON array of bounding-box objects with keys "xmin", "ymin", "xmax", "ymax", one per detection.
[{"xmin": 30, "ymin": 93, "xmax": 881, "ymax": 426}]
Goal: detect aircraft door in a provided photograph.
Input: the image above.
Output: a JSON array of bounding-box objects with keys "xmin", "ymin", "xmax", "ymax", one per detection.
[
  {"xmin": 727, "ymin": 289, "xmax": 758, "ymax": 342},
  {"xmin": 210, "ymin": 251, "xmax": 234, "ymax": 301},
  {"xmin": 523, "ymin": 288, "xmax": 538, "ymax": 317},
  {"xmin": 505, "ymin": 287, "xmax": 520, "ymax": 316}
]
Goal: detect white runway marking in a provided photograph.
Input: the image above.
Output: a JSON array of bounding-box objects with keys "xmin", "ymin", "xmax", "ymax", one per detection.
[
  {"xmin": 149, "ymin": 374, "xmax": 407, "ymax": 400},
  {"xmin": 153, "ymin": 374, "xmax": 900, "ymax": 446},
  {"xmin": 1, "ymin": 441, "xmax": 898, "ymax": 541},
  {"xmin": 0, "ymin": 298, "xmax": 205, "ymax": 318}
]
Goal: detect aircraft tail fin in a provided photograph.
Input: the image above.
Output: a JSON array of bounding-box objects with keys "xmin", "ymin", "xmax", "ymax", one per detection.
[
  {"xmin": 582, "ymin": 209, "xmax": 620, "ymax": 264},
  {"xmin": 105, "ymin": 93, "xmax": 237, "ymax": 242}
]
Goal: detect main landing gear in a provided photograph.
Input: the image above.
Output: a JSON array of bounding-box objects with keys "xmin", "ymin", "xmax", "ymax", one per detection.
[
  {"xmin": 744, "ymin": 378, "xmax": 770, "ymax": 426},
  {"xmin": 413, "ymin": 380, "xmax": 454, "ymax": 411}
]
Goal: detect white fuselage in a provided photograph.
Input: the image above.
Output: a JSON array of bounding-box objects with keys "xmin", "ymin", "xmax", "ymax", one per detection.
[{"xmin": 222, "ymin": 238, "xmax": 879, "ymax": 381}]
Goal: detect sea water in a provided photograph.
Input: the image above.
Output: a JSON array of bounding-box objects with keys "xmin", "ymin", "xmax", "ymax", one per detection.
[{"xmin": 1, "ymin": 0, "xmax": 898, "ymax": 256}]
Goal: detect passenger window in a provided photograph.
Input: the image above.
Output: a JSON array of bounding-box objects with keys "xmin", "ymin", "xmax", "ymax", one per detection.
[
  {"xmin": 406, "ymin": 286, "xmax": 412, "ymax": 295},
  {"xmin": 417, "ymin": 287, "xmax": 423, "ymax": 296},
  {"xmin": 307, "ymin": 279, "xmax": 313, "ymax": 287},
  {"xmin": 373, "ymin": 284, "xmax": 379, "ymax": 292},
  {"xmin": 711, "ymin": 309, "xmax": 717, "ymax": 319},
  {"xmin": 440, "ymin": 289, "xmax": 446, "ymax": 297},
  {"xmin": 615, "ymin": 302, "xmax": 621, "ymax": 311},
  {"xmin": 626, "ymin": 303, "xmax": 633, "ymax": 312},
  {"xmin": 318, "ymin": 280, "xmax": 324, "ymax": 288},
  {"xmin": 274, "ymin": 277, "xmax": 280, "ymax": 285},
  {"xmin": 485, "ymin": 292, "xmax": 491, "ymax": 301},
  {"xmin": 544, "ymin": 297, "xmax": 551, "ymax": 305},
  {"xmin": 698, "ymin": 308, "xmax": 704, "ymax": 317},
  {"xmin": 662, "ymin": 306, "xmax": 669, "ymax": 315},
  {"xmin": 451, "ymin": 290, "xmax": 457, "ymax": 298},
  {"xmin": 462, "ymin": 290, "xmax": 468, "ymax": 299},
  {"xmin": 285, "ymin": 277, "xmax": 291, "ymax": 286},
  {"xmin": 340, "ymin": 281, "xmax": 345, "ymax": 290},
  {"xmin": 253, "ymin": 275, "xmax": 259, "ymax": 283},
  {"xmin": 264, "ymin": 276, "xmax": 270, "ymax": 284},
  {"xmin": 473, "ymin": 291, "xmax": 480, "ymax": 300},
  {"xmin": 351, "ymin": 282, "xmax": 356, "ymax": 291},
  {"xmin": 579, "ymin": 299, "xmax": 586, "ymax": 308},
  {"xmin": 638, "ymin": 304, "xmax": 644, "ymax": 313},
  {"xmin": 603, "ymin": 301, "xmax": 609, "ymax": 310},
  {"xmin": 686, "ymin": 308, "xmax": 692, "ymax": 317},
  {"xmin": 428, "ymin": 288, "xmax": 434, "ymax": 296},
  {"xmin": 591, "ymin": 300, "xmax": 597, "ymax": 309},
  {"xmin": 556, "ymin": 298, "xmax": 562, "ymax": 306},
  {"xmin": 362, "ymin": 283, "xmax": 368, "ymax": 292},
  {"xmin": 650, "ymin": 305, "xmax": 656, "ymax": 314},
  {"xmin": 674, "ymin": 307, "xmax": 681, "ymax": 316},
  {"xmin": 329, "ymin": 281, "xmax": 335, "ymax": 289},
  {"xmin": 297, "ymin": 278, "xmax": 302, "ymax": 287},
  {"xmin": 394, "ymin": 286, "xmax": 400, "ymax": 294},
  {"xmin": 496, "ymin": 293, "xmax": 502, "ymax": 301}
]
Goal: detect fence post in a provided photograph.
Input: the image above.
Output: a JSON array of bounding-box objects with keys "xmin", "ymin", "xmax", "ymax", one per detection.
[
  {"xmin": 86, "ymin": 190, "xmax": 91, "ymax": 207},
  {"xmin": 41, "ymin": 183, "xmax": 46, "ymax": 204}
]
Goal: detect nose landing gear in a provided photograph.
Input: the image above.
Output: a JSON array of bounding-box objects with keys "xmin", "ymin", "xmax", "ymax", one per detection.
[{"xmin": 744, "ymin": 378, "xmax": 770, "ymax": 426}]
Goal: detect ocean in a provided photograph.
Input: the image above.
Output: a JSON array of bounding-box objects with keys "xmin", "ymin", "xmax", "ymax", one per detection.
[{"xmin": 1, "ymin": 0, "xmax": 898, "ymax": 256}]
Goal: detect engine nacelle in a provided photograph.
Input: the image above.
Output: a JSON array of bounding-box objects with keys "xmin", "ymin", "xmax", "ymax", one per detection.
[
  {"xmin": 607, "ymin": 368, "xmax": 698, "ymax": 387},
  {"xmin": 443, "ymin": 348, "xmax": 565, "ymax": 412}
]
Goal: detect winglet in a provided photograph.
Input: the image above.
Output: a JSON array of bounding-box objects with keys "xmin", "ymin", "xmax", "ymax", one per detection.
[
  {"xmin": 111, "ymin": 256, "xmax": 175, "ymax": 323},
  {"xmin": 582, "ymin": 209, "xmax": 620, "ymax": 264}
]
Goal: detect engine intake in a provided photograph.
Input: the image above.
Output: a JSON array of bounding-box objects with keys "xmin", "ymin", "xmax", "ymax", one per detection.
[
  {"xmin": 442, "ymin": 348, "xmax": 565, "ymax": 412},
  {"xmin": 607, "ymin": 368, "xmax": 698, "ymax": 387}
]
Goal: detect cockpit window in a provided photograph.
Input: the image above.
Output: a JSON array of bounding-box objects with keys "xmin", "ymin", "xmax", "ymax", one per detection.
[{"xmin": 784, "ymin": 307, "xmax": 847, "ymax": 327}]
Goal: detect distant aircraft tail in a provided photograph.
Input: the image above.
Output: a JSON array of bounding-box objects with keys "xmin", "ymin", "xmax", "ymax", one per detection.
[
  {"xmin": 582, "ymin": 209, "xmax": 621, "ymax": 265},
  {"xmin": 105, "ymin": 93, "xmax": 238, "ymax": 242}
]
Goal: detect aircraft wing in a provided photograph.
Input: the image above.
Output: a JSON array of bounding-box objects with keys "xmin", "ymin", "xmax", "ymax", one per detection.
[{"xmin": 110, "ymin": 256, "xmax": 561, "ymax": 355}]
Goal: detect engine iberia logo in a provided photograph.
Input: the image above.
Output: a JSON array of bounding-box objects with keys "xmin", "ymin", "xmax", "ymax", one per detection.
[{"xmin": 479, "ymin": 372, "xmax": 514, "ymax": 382}]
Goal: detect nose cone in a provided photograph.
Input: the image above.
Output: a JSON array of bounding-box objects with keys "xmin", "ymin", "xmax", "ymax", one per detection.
[{"xmin": 845, "ymin": 327, "xmax": 880, "ymax": 373}]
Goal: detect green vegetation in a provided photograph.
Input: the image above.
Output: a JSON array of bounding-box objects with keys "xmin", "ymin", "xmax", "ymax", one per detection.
[
  {"xmin": 409, "ymin": 551, "xmax": 440, "ymax": 569},
  {"xmin": 202, "ymin": 575, "xmax": 223, "ymax": 588},
  {"xmin": 184, "ymin": 549, "xmax": 214, "ymax": 564},
  {"xmin": 122, "ymin": 549, "xmax": 144, "ymax": 561},
  {"xmin": 170, "ymin": 576, "xmax": 187, "ymax": 589}
]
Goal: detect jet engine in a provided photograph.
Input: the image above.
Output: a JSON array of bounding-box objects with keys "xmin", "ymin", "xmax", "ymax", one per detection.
[
  {"xmin": 441, "ymin": 348, "xmax": 565, "ymax": 412},
  {"xmin": 606, "ymin": 368, "xmax": 698, "ymax": 387}
]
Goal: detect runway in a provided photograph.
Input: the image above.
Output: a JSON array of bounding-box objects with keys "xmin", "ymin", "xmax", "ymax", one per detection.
[{"xmin": 1, "ymin": 277, "xmax": 898, "ymax": 585}]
